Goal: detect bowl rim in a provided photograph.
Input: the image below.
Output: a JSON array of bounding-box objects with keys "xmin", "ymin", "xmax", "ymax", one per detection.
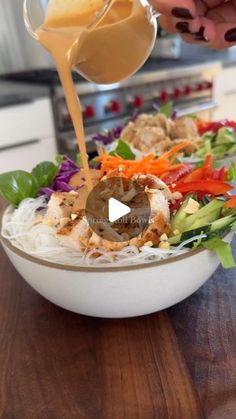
[
  {"xmin": 0, "ymin": 204, "xmax": 209, "ymax": 273},
  {"xmin": 0, "ymin": 234, "xmax": 206, "ymax": 272}
]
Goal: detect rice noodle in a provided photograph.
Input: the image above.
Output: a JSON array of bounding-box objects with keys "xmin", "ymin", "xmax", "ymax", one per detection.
[{"xmin": 1, "ymin": 197, "xmax": 193, "ymax": 268}]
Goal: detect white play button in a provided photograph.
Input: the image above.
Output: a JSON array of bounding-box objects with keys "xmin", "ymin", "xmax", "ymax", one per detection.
[{"xmin": 108, "ymin": 198, "xmax": 131, "ymax": 223}]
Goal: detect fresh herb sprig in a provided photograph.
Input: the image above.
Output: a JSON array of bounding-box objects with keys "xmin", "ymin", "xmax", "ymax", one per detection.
[{"xmin": 0, "ymin": 161, "xmax": 58, "ymax": 206}]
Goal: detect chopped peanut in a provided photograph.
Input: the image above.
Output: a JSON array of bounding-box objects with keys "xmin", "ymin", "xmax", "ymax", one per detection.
[
  {"xmin": 184, "ymin": 198, "xmax": 200, "ymax": 215},
  {"xmin": 144, "ymin": 241, "xmax": 153, "ymax": 247},
  {"xmin": 159, "ymin": 241, "xmax": 170, "ymax": 250},
  {"xmin": 160, "ymin": 233, "xmax": 168, "ymax": 242},
  {"xmin": 42, "ymin": 218, "xmax": 54, "ymax": 226},
  {"xmin": 129, "ymin": 238, "xmax": 138, "ymax": 246},
  {"xmin": 171, "ymin": 192, "xmax": 182, "ymax": 201}
]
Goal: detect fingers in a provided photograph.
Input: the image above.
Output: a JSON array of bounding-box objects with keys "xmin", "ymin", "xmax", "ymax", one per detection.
[
  {"xmin": 158, "ymin": 15, "xmax": 177, "ymax": 34},
  {"xmin": 153, "ymin": 0, "xmax": 208, "ymax": 42},
  {"xmin": 159, "ymin": 15, "xmax": 201, "ymax": 34},
  {"xmin": 208, "ymin": 22, "xmax": 236, "ymax": 48},
  {"xmin": 152, "ymin": 0, "xmax": 236, "ymax": 49},
  {"xmin": 150, "ymin": 0, "xmax": 197, "ymax": 19}
]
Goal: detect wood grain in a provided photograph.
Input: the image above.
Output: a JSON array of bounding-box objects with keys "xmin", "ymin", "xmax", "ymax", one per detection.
[
  {"xmin": 0, "ymin": 224, "xmax": 204, "ymax": 419},
  {"xmin": 169, "ymin": 241, "xmax": 236, "ymax": 419},
  {"xmin": 0, "ymin": 244, "xmax": 204, "ymax": 419}
]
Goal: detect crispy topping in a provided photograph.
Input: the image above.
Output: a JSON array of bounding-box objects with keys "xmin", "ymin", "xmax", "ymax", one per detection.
[
  {"xmin": 184, "ymin": 198, "xmax": 200, "ymax": 214},
  {"xmin": 159, "ymin": 241, "xmax": 170, "ymax": 250}
]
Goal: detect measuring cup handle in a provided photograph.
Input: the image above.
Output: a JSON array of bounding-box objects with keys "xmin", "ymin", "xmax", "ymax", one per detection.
[{"xmin": 152, "ymin": 10, "xmax": 161, "ymax": 19}]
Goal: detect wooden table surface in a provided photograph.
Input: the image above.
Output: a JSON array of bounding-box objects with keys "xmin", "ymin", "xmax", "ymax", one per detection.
[{"xmin": 0, "ymin": 197, "xmax": 236, "ymax": 419}]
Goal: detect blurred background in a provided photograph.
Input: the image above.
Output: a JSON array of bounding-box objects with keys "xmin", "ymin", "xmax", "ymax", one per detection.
[{"xmin": 1, "ymin": 0, "xmax": 236, "ymax": 171}]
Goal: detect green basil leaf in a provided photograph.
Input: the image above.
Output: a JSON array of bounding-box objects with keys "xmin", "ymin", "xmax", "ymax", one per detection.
[
  {"xmin": 31, "ymin": 161, "xmax": 58, "ymax": 188},
  {"xmin": 159, "ymin": 101, "xmax": 173, "ymax": 118},
  {"xmin": 109, "ymin": 139, "xmax": 135, "ymax": 160},
  {"xmin": 203, "ymin": 236, "xmax": 236, "ymax": 269},
  {"xmin": 0, "ymin": 171, "xmax": 37, "ymax": 206}
]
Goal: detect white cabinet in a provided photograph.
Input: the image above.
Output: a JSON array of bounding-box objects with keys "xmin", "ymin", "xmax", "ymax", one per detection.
[
  {"xmin": 213, "ymin": 66, "xmax": 236, "ymax": 120},
  {"xmin": 0, "ymin": 97, "xmax": 57, "ymax": 172}
]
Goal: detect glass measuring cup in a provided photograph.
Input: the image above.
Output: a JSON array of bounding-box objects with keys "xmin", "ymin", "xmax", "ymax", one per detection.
[{"xmin": 24, "ymin": 0, "xmax": 159, "ymax": 84}]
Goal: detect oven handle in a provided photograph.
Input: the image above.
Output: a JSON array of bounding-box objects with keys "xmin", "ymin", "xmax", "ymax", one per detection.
[
  {"xmin": 0, "ymin": 138, "xmax": 41, "ymax": 152},
  {"xmin": 177, "ymin": 101, "xmax": 217, "ymax": 117}
]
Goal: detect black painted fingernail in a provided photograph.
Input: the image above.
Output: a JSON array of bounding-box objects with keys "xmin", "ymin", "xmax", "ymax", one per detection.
[
  {"xmin": 176, "ymin": 22, "xmax": 190, "ymax": 33},
  {"xmin": 172, "ymin": 7, "xmax": 193, "ymax": 19},
  {"xmin": 225, "ymin": 28, "xmax": 236, "ymax": 42},
  {"xmin": 194, "ymin": 26, "xmax": 208, "ymax": 41}
]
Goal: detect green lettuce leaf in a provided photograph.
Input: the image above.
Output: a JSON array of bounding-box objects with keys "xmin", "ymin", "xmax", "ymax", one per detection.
[
  {"xmin": 109, "ymin": 139, "xmax": 135, "ymax": 160},
  {"xmin": 159, "ymin": 101, "xmax": 173, "ymax": 118},
  {"xmin": 216, "ymin": 127, "xmax": 236, "ymax": 145},
  {"xmin": 203, "ymin": 236, "xmax": 236, "ymax": 269}
]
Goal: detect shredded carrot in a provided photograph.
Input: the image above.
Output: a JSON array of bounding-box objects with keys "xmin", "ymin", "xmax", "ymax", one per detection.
[
  {"xmin": 156, "ymin": 140, "xmax": 193, "ymax": 162},
  {"xmin": 96, "ymin": 141, "xmax": 193, "ymax": 181}
]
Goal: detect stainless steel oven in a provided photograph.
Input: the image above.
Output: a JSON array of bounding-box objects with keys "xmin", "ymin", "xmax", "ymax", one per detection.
[
  {"xmin": 5, "ymin": 61, "xmax": 221, "ymax": 159},
  {"xmin": 52, "ymin": 62, "xmax": 220, "ymax": 158}
]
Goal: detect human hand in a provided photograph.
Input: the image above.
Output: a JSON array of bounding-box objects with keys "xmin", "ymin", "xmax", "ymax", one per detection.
[{"xmin": 150, "ymin": 0, "xmax": 236, "ymax": 49}]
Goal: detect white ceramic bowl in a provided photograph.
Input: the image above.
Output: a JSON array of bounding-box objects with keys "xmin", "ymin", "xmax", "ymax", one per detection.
[{"xmin": 1, "ymin": 225, "xmax": 233, "ymax": 318}]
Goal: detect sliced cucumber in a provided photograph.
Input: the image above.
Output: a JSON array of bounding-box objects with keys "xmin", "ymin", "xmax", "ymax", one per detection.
[
  {"xmin": 187, "ymin": 209, "xmax": 222, "ymax": 231},
  {"xmin": 216, "ymin": 127, "xmax": 236, "ymax": 145},
  {"xmin": 168, "ymin": 234, "xmax": 181, "ymax": 245},
  {"xmin": 171, "ymin": 194, "xmax": 193, "ymax": 231},
  {"xmin": 184, "ymin": 199, "xmax": 225, "ymax": 230},
  {"xmin": 228, "ymin": 144, "xmax": 236, "ymax": 155},
  {"xmin": 169, "ymin": 215, "xmax": 235, "ymax": 247},
  {"xmin": 210, "ymin": 215, "xmax": 236, "ymax": 232}
]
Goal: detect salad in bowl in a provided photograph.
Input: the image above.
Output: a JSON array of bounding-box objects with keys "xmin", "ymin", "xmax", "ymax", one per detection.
[
  {"xmin": 93, "ymin": 102, "xmax": 236, "ymax": 166},
  {"xmin": 0, "ymin": 141, "xmax": 235, "ymax": 317}
]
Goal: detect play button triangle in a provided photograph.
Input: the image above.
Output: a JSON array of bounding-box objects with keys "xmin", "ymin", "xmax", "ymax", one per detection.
[{"xmin": 108, "ymin": 198, "xmax": 131, "ymax": 223}]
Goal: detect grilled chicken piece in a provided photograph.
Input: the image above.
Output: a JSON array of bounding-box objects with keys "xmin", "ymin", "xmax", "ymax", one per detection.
[
  {"xmin": 138, "ymin": 212, "xmax": 170, "ymax": 247},
  {"xmin": 153, "ymin": 113, "xmax": 174, "ymax": 135},
  {"xmin": 172, "ymin": 138, "xmax": 198, "ymax": 155},
  {"xmin": 121, "ymin": 113, "xmax": 201, "ymax": 155},
  {"xmin": 53, "ymin": 174, "xmax": 171, "ymax": 254},
  {"xmin": 57, "ymin": 211, "xmax": 91, "ymax": 251},
  {"xmin": 45, "ymin": 192, "xmax": 79, "ymax": 226},
  {"xmin": 90, "ymin": 175, "xmax": 170, "ymax": 251},
  {"xmin": 88, "ymin": 232, "xmax": 129, "ymax": 252},
  {"xmin": 121, "ymin": 122, "xmax": 167, "ymax": 153},
  {"xmin": 133, "ymin": 173, "xmax": 172, "ymax": 200},
  {"xmin": 170, "ymin": 117, "xmax": 199, "ymax": 141}
]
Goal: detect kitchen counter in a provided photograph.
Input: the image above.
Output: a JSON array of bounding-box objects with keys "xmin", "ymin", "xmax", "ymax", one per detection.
[
  {"xmin": 0, "ymin": 80, "xmax": 50, "ymax": 108},
  {"xmin": 0, "ymin": 197, "xmax": 236, "ymax": 418}
]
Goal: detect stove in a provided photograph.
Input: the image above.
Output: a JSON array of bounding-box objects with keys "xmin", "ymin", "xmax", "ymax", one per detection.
[{"xmin": 4, "ymin": 60, "xmax": 221, "ymax": 158}]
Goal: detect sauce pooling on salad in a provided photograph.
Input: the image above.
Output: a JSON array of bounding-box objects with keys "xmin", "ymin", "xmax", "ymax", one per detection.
[{"xmin": 36, "ymin": 0, "xmax": 156, "ymax": 190}]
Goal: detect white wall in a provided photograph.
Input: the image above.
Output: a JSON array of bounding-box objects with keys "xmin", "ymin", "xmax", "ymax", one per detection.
[{"xmin": 0, "ymin": 0, "xmax": 52, "ymax": 74}]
